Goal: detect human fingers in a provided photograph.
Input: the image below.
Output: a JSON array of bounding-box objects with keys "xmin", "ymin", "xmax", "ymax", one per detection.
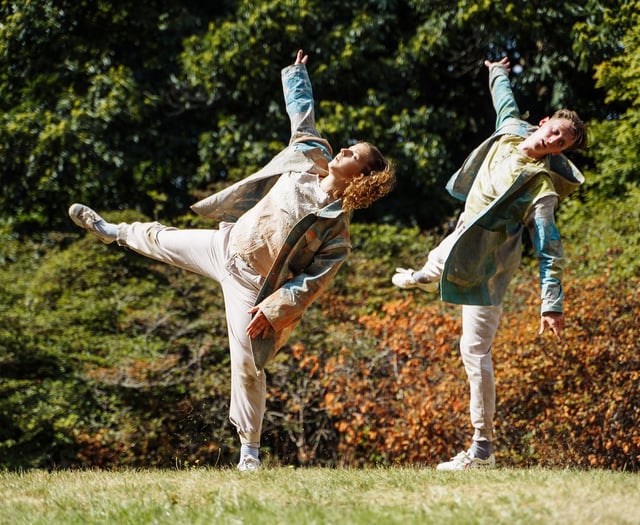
[
  {"xmin": 295, "ymin": 49, "xmax": 308, "ymax": 65},
  {"xmin": 540, "ymin": 315, "xmax": 564, "ymax": 341},
  {"xmin": 485, "ymin": 56, "xmax": 511, "ymax": 71},
  {"xmin": 247, "ymin": 308, "xmax": 272, "ymax": 339}
]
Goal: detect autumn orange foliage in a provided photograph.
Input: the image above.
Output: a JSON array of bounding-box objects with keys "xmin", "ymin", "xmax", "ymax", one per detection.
[{"xmin": 272, "ymin": 274, "xmax": 639, "ymax": 470}]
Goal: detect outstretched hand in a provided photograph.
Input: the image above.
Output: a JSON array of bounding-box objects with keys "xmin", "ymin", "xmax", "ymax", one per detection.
[
  {"xmin": 294, "ymin": 49, "xmax": 308, "ymax": 65},
  {"xmin": 539, "ymin": 311, "xmax": 565, "ymax": 342},
  {"xmin": 484, "ymin": 56, "xmax": 510, "ymax": 73}
]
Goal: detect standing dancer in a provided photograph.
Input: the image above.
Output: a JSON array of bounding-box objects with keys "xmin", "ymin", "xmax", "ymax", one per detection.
[{"xmin": 393, "ymin": 56, "xmax": 587, "ymax": 470}]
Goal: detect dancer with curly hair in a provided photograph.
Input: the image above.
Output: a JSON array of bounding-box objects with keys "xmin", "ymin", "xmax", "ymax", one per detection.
[{"xmin": 69, "ymin": 49, "xmax": 395, "ymax": 471}]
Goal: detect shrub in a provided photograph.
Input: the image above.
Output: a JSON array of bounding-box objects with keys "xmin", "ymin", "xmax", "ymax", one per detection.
[
  {"xmin": 1, "ymin": 189, "xmax": 638, "ymax": 470},
  {"xmin": 313, "ymin": 271, "xmax": 639, "ymax": 469}
]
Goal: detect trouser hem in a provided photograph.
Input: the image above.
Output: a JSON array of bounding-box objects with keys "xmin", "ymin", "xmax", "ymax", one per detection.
[{"xmin": 238, "ymin": 431, "xmax": 261, "ymax": 446}]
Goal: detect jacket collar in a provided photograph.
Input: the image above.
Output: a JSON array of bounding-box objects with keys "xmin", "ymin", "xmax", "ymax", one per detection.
[{"xmin": 317, "ymin": 200, "xmax": 345, "ymax": 219}]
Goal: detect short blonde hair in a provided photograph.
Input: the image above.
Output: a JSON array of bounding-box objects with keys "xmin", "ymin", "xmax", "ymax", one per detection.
[
  {"xmin": 341, "ymin": 142, "xmax": 396, "ymax": 212},
  {"xmin": 551, "ymin": 109, "xmax": 588, "ymax": 150}
]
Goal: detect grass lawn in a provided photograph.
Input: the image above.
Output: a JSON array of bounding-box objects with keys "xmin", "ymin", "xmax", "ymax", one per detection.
[{"xmin": 1, "ymin": 466, "xmax": 638, "ymax": 524}]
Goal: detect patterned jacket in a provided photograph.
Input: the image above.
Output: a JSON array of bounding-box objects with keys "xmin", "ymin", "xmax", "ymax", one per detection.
[
  {"xmin": 191, "ymin": 63, "xmax": 350, "ymax": 370},
  {"xmin": 442, "ymin": 64, "xmax": 584, "ymax": 312}
]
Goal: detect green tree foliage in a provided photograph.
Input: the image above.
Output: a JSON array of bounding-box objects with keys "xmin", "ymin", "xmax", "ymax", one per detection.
[
  {"xmin": 0, "ymin": 0, "xmax": 627, "ymax": 232},
  {"xmin": 580, "ymin": 0, "xmax": 640, "ymax": 196},
  {"xmin": 0, "ymin": 0, "xmax": 229, "ymax": 232}
]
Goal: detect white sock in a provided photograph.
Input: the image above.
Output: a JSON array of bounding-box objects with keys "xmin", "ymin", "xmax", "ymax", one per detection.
[
  {"xmin": 94, "ymin": 219, "xmax": 119, "ymax": 239},
  {"xmin": 240, "ymin": 444, "xmax": 259, "ymax": 460}
]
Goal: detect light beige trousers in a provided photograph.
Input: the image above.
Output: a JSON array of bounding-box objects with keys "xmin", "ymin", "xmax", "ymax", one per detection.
[
  {"xmin": 117, "ymin": 221, "xmax": 265, "ymax": 446},
  {"xmin": 420, "ymin": 225, "xmax": 502, "ymax": 442}
]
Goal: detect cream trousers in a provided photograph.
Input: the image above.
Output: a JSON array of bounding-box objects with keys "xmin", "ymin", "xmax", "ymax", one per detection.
[
  {"xmin": 117, "ymin": 221, "xmax": 265, "ymax": 446},
  {"xmin": 420, "ymin": 225, "xmax": 502, "ymax": 442}
]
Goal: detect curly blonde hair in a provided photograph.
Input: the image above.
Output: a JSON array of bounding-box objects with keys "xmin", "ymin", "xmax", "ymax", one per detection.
[{"xmin": 341, "ymin": 142, "xmax": 396, "ymax": 212}]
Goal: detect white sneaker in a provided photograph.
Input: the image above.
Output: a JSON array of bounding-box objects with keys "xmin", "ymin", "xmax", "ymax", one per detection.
[
  {"xmin": 68, "ymin": 203, "xmax": 116, "ymax": 244},
  {"xmin": 392, "ymin": 267, "xmax": 439, "ymax": 293},
  {"xmin": 237, "ymin": 455, "xmax": 261, "ymax": 472},
  {"xmin": 436, "ymin": 449, "xmax": 496, "ymax": 471}
]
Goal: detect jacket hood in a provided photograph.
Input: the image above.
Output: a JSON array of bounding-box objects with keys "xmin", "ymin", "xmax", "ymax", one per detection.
[{"xmin": 548, "ymin": 154, "xmax": 585, "ymax": 199}]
